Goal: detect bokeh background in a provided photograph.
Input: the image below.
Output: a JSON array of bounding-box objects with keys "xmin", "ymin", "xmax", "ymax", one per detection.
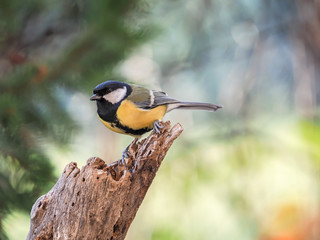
[{"xmin": 1, "ymin": 0, "xmax": 320, "ymax": 239}]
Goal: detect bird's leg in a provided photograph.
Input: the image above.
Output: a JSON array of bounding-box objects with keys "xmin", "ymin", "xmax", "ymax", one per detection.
[
  {"xmin": 153, "ymin": 120, "xmax": 165, "ymax": 134},
  {"xmin": 120, "ymin": 145, "xmax": 130, "ymax": 167},
  {"xmin": 120, "ymin": 138, "xmax": 139, "ymax": 167}
]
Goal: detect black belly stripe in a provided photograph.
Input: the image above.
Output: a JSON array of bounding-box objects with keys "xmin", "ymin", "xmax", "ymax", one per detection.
[{"xmin": 114, "ymin": 120, "xmax": 152, "ymax": 136}]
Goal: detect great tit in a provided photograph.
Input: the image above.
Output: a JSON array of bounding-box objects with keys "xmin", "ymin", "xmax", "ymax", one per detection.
[{"xmin": 90, "ymin": 80, "xmax": 222, "ymax": 137}]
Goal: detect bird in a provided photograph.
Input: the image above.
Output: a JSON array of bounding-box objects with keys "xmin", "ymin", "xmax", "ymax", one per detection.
[{"xmin": 90, "ymin": 80, "xmax": 222, "ymax": 164}]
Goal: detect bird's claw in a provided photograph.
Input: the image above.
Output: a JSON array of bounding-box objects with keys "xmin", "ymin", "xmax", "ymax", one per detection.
[
  {"xmin": 153, "ymin": 120, "xmax": 165, "ymax": 134},
  {"xmin": 119, "ymin": 146, "xmax": 129, "ymax": 167},
  {"xmin": 119, "ymin": 138, "xmax": 139, "ymax": 168}
]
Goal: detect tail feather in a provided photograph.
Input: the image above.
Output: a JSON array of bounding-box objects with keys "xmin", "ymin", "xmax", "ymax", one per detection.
[{"xmin": 166, "ymin": 102, "xmax": 223, "ymax": 112}]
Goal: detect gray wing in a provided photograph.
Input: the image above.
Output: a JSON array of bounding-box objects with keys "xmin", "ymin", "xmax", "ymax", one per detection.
[
  {"xmin": 127, "ymin": 85, "xmax": 180, "ymax": 110},
  {"xmin": 127, "ymin": 85, "xmax": 223, "ymax": 112},
  {"xmin": 150, "ymin": 90, "xmax": 181, "ymax": 108}
]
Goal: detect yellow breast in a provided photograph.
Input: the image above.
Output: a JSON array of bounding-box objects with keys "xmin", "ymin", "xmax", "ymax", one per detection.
[{"xmin": 117, "ymin": 100, "xmax": 167, "ymax": 130}]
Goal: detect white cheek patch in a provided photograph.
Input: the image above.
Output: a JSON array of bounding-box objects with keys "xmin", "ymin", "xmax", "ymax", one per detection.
[{"xmin": 103, "ymin": 86, "xmax": 127, "ymax": 104}]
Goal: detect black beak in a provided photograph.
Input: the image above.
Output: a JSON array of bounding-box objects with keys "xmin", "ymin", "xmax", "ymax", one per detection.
[{"xmin": 90, "ymin": 94, "xmax": 102, "ymax": 101}]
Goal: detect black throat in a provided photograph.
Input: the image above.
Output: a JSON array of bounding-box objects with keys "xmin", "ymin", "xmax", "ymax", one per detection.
[{"xmin": 96, "ymin": 100, "xmax": 119, "ymax": 122}]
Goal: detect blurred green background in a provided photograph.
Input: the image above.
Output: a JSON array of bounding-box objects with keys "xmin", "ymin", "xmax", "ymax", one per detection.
[{"xmin": 1, "ymin": 0, "xmax": 320, "ymax": 239}]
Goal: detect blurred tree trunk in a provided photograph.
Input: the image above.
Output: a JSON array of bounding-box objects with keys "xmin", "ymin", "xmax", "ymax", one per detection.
[
  {"xmin": 27, "ymin": 122, "xmax": 183, "ymax": 240},
  {"xmin": 292, "ymin": 0, "xmax": 320, "ymax": 119}
]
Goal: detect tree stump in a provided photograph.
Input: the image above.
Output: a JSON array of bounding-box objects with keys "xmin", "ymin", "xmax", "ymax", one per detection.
[{"xmin": 27, "ymin": 121, "xmax": 183, "ymax": 240}]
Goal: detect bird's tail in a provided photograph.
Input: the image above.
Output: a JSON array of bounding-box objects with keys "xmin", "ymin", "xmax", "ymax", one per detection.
[{"xmin": 166, "ymin": 102, "xmax": 223, "ymax": 112}]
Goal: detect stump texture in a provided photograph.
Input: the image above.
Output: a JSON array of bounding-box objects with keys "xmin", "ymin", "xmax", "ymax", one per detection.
[{"xmin": 27, "ymin": 121, "xmax": 183, "ymax": 240}]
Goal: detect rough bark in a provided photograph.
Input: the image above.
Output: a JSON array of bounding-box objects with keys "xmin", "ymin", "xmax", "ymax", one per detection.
[{"xmin": 27, "ymin": 121, "xmax": 183, "ymax": 240}]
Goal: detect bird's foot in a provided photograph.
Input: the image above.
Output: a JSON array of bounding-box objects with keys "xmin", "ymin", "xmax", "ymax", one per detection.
[
  {"xmin": 119, "ymin": 138, "xmax": 139, "ymax": 167},
  {"xmin": 119, "ymin": 145, "xmax": 129, "ymax": 167},
  {"xmin": 153, "ymin": 120, "xmax": 165, "ymax": 134}
]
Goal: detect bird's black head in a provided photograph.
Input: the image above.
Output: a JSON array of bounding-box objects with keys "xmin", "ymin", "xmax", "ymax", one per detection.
[
  {"xmin": 90, "ymin": 81, "xmax": 132, "ymax": 122},
  {"xmin": 90, "ymin": 81, "xmax": 132, "ymax": 104}
]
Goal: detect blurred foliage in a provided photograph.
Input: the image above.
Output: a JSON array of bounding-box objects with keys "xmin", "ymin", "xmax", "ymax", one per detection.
[
  {"xmin": 125, "ymin": 0, "xmax": 320, "ymax": 239},
  {"xmin": 0, "ymin": 0, "xmax": 150, "ymax": 238},
  {"xmin": 1, "ymin": 0, "xmax": 320, "ymax": 239},
  {"xmin": 299, "ymin": 120, "xmax": 320, "ymax": 166}
]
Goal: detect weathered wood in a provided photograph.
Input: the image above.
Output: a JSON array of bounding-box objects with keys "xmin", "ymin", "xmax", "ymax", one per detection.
[{"xmin": 27, "ymin": 121, "xmax": 183, "ymax": 240}]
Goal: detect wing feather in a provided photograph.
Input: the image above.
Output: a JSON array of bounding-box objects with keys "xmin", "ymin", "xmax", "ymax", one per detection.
[
  {"xmin": 126, "ymin": 85, "xmax": 222, "ymax": 112},
  {"xmin": 126, "ymin": 85, "xmax": 179, "ymax": 109}
]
